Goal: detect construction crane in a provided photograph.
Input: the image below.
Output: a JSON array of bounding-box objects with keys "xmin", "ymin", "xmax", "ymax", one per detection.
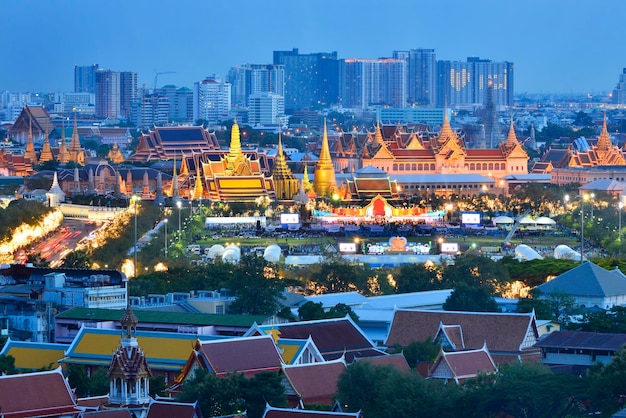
[{"xmin": 153, "ymin": 71, "xmax": 176, "ymax": 91}]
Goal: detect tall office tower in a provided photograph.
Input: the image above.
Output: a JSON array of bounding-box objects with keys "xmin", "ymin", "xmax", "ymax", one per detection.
[
  {"xmin": 228, "ymin": 64, "xmax": 285, "ymax": 107},
  {"xmin": 393, "ymin": 49, "xmax": 436, "ymax": 105},
  {"xmin": 119, "ymin": 71, "xmax": 138, "ymax": 119},
  {"xmin": 339, "ymin": 58, "xmax": 407, "ymax": 108},
  {"xmin": 194, "ymin": 76, "xmax": 231, "ymax": 124},
  {"xmin": 613, "ymin": 68, "xmax": 626, "ymax": 105},
  {"xmin": 273, "ymin": 48, "xmax": 339, "ymax": 112},
  {"xmin": 248, "ymin": 92, "xmax": 285, "ymax": 125},
  {"xmin": 155, "ymin": 86, "xmax": 194, "ymax": 123},
  {"xmin": 436, "ymin": 57, "xmax": 514, "ymax": 108},
  {"xmin": 74, "ymin": 64, "xmax": 99, "ymax": 93},
  {"xmin": 95, "ymin": 70, "xmax": 120, "ymax": 118}
]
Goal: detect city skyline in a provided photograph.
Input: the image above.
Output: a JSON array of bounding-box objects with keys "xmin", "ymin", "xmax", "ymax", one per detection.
[{"xmin": 2, "ymin": 0, "xmax": 626, "ymax": 95}]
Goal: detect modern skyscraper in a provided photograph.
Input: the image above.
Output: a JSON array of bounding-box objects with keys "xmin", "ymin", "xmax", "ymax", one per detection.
[
  {"xmin": 74, "ymin": 64, "xmax": 99, "ymax": 93},
  {"xmin": 339, "ymin": 58, "xmax": 407, "ymax": 108},
  {"xmin": 95, "ymin": 70, "xmax": 120, "ymax": 118},
  {"xmin": 613, "ymin": 68, "xmax": 626, "ymax": 105},
  {"xmin": 155, "ymin": 86, "xmax": 194, "ymax": 123},
  {"xmin": 393, "ymin": 49, "xmax": 436, "ymax": 105},
  {"xmin": 273, "ymin": 48, "xmax": 339, "ymax": 112},
  {"xmin": 436, "ymin": 57, "xmax": 514, "ymax": 108},
  {"xmin": 194, "ymin": 76, "xmax": 231, "ymax": 124},
  {"xmin": 130, "ymin": 93, "xmax": 169, "ymax": 128}
]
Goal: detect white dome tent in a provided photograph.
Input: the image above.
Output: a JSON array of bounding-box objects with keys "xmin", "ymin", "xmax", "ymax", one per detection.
[
  {"xmin": 263, "ymin": 244, "xmax": 282, "ymax": 263},
  {"xmin": 206, "ymin": 244, "xmax": 225, "ymax": 260},
  {"xmin": 535, "ymin": 216, "xmax": 557, "ymax": 230},
  {"xmin": 222, "ymin": 245, "xmax": 241, "ymax": 264},
  {"xmin": 515, "ymin": 244, "xmax": 543, "ymax": 261},
  {"xmin": 493, "ymin": 216, "xmax": 514, "ymax": 227},
  {"xmin": 554, "ymin": 245, "xmax": 585, "ymax": 262}
]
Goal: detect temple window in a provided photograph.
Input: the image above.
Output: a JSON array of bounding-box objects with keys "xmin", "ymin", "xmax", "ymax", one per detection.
[
  {"xmin": 393, "ymin": 164, "xmax": 398, "ymax": 171},
  {"xmin": 418, "ymin": 163, "xmax": 423, "ymax": 170},
  {"xmin": 412, "ymin": 164, "xmax": 416, "ymax": 170},
  {"xmin": 430, "ymin": 164, "xmax": 435, "ymax": 170},
  {"xmin": 399, "ymin": 164, "xmax": 404, "ymax": 171}
]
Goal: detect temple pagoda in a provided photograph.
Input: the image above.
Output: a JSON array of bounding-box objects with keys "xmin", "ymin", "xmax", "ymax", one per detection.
[
  {"xmin": 313, "ymin": 119, "xmax": 337, "ymax": 197},
  {"xmin": 271, "ymin": 134, "xmax": 299, "ymax": 201}
]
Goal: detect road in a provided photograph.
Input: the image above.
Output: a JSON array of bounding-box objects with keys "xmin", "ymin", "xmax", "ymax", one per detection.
[{"xmin": 16, "ymin": 219, "xmax": 101, "ymax": 267}]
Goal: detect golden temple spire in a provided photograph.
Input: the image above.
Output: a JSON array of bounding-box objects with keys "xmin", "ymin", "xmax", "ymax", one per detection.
[
  {"xmin": 180, "ymin": 152, "xmax": 189, "ymax": 176},
  {"xmin": 191, "ymin": 164, "xmax": 204, "ymax": 200},
  {"xmin": 68, "ymin": 112, "xmax": 85, "ymax": 165},
  {"xmin": 25, "ymin": 117, "xmax": 37, "ymax": 164},
  {"xmin": 39, "ymin": 126, "xmax": 53, "ymax": 163},
  {"xmin": 58, "ymin": 117, "xmax": 69, "ymax": 163},
  {"xmin": 228, "ymin": 120, "xmax": 243, "ymax": 158},
  {"xmin": 505, "ymin": 117, "xmax": 518, "ymax": 146},
  {"xmin": 374, "ymin": 122, "xmax": 384, "ymax": 145},
  {"xmin": 272, "ymin": 133, "xmax": 298, "ymax": 201},
  {"xmin": 313, "ymin": 118, "xmax": 337, "ymax": 197},
  {"xmin": 303, "ymin": 164, "xmax": 311, "ymax": 191},
  {"xmin": 597, "ymin": 112, "xmax": 612, "ymax": 150},
  {"xmin": 169, "ymin": 153, "xmax": 177, "ymax": 197}
]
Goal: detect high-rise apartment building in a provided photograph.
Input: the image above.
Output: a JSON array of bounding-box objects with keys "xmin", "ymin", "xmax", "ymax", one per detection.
[
  {"xmin": 273, "ymin": 48, "xmax": 339, "ymax": 112},
  {"xmin": 194, "ymin": 77, "xmax": 231, "ymax": 124},
  {"xmin": 155, "ymin": 86, "xmax": 194, "ymax": 123},
  {"xmin": 119, "ymin": 71, "xmax": 138, "ymax": 119},
  {"xmin": 74, "ymin": 64, "xmax": 99, "ymax": 93},
  {"xmin": 612, "ymin": 68, "xmax": 626, "ymax": 105},
  {"xmin": 248, "ymin": 92, "xmax": 284, "ymax": 126},
  {"xmin": 436, "ymin": 57, "xmax": 514, "ymax": 108},
  {"xmin": 393, "ymin": 49, "xmax": 436, "ymax": 105},
  {"xmin": 339, "ymin": 58, "xmax": 407, "ymax": 108},
  {"xmin": 95, "ymin": 70, "xmax": 120, "ymax": 119},
  {"xmin": 94, "ymin": 69, "xmax": 137, "ymax": 119},
  {"xmin": 227, "ymin": 64, "xmax": 285, "ymax": 107},
  {"xmin": 130, "ymin": 93, "xmax": 169, "ymax": 128}
]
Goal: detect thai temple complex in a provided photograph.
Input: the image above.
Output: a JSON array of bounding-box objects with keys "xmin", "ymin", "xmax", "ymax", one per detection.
[{"xmin": 7, "ymin": 103, "xmax": 626, "ymax": 209}]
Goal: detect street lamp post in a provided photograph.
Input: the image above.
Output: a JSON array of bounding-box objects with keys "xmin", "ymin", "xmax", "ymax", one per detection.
[
  {"xmin": 132, "ymin": 195, "xmax": 140, "ymax": 278},
  {"xmin": 177, "ymin": 200, "xmax": 182, "ymax": 242},
  {"xmin": 565, "ymin": 193, "xmax": 585, "ymax": 264},
  {"xmin": 164, "ymin": 218, "xmax": 168, "ymax": 259},
  {"xmin": 619, "ymin": 201, "xmax": 624, "ymax": 241}
]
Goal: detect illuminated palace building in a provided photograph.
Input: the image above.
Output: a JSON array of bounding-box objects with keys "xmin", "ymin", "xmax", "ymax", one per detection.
[{"xmin": 325, "ymin": 112, "xmax": 529, "ymax": 200}]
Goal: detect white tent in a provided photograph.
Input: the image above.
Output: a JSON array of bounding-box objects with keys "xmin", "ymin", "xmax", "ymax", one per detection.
[
  {"xmin": 535, "ymin": 216, "xmax": 557, "ymax": 229},
  {"xmin": 207, "ymin": 244, "xmax": 225, "ymax": 259},
  {"xmin": 518, "ymin": 215, "xmax": 536, "ymax": 225},
  {"xmin": 493, "ymin": 216, "xmax": 514, "ymax": 225},
  {"xmin": 515, "ymin": 244, "xmax": 543, "ymax": 261},
  {"xmin": 222, "ymin": 244, "xmax": 241, "ymax": 264},
  {"xmin": 263, "ymin": 244, "xmax": 282, "ymax": 263},
  {"xmin": 554, "ymin": 245, "xmax": 584, "ymax": 261}
]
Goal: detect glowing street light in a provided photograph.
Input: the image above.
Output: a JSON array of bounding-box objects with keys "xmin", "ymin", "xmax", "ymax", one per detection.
[
  {"xmin": 164, "ymin": 219, "xmax": 168, "ymax": 259},
  {"xmin": 131, "ymin": 195, "xmax": 141, "ymax": 278}
]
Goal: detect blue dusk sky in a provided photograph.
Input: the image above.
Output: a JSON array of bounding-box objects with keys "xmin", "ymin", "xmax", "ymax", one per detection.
[{"xmin": 1, "ymin": 0, "xmax": 625, "ymax": 94}]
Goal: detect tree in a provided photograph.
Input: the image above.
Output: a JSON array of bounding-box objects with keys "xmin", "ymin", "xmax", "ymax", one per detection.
[
  {"xmin": 227, "ymin": 255, "xmax": 285, "ymax": 316},
  {"xmin": 66, "ymin": 364, "xmax": 90, "ymax": 397},
  {"xmin": 541, "ymin": 290, "xmax": 581, "ymax": 323},
  {"xmin": 177, "ymin": 370, "xmax": 286, "ymax": 418},
  {"xmin": 443, "ymin": 283, "xmax": 499, "ymax": 312},
  {"xmin": 441, "ymin": 254, "xmax": 509, "ymax": 292},
  {"xmin": 327, "ymin": 303, "xmax": 359, "ymax": 322},
  {"xmin": 61, "ymin": 250, "xmax": 91, "ymax": 269},
  {"xmin": 516, "ymin": 296, "xmax": 552, "ymax": 320},
  {"xmin": 391, "ymin": 338, "xmax": 440, "ymax": 367},
  {"xmin": 393, "ymin": 263, "xmax": 441, "ymax": 293},
  {"xmin": 0, "ymin": 354, "xmax": 16, "ymax": 375},
  {"xmin": 587, "ymin": 346, "xmax": 626, "ymax": 415},
  {"xmin": 26, "ymin": 252, "xmax": 50, "ymax": 268},
  {"xmin": 88, "ymin": 368, "xmax": 110, "ymax": 396},
  {"xmin": 299, "ymin": 301, "xmax": 325, "ymax": 321}
]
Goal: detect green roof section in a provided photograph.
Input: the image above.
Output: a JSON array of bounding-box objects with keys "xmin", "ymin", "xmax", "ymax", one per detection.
[{"xmin": 56, "ymin": 307, "xmax": 268, "ymax": 327}]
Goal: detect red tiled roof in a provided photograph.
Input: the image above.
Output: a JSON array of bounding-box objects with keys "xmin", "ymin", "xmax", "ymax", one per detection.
[
  {"xmin": 0, "ymin": 368, "xmax": 80, "ymax": 417},
  {"xmin": 386, "ymin": 310, "xmax": 537, "ymax": 355},
  {"xmin": 146, "ymin": 400, "xmax": 199, "ymax": 418},
  {"xmin": 431, "ymin": 347, "xmax": 496, "ymax": 381},
  {"xmin": 283, "ymin": 360, "xmax": 346, "ymax": 406},
  {"xmin": 200, "ymin": 336, "xmax": 283, "ymax": 376},
  {"xmin": 253, "ymin": 318, "xmax": 377, "ymax": 362}
]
